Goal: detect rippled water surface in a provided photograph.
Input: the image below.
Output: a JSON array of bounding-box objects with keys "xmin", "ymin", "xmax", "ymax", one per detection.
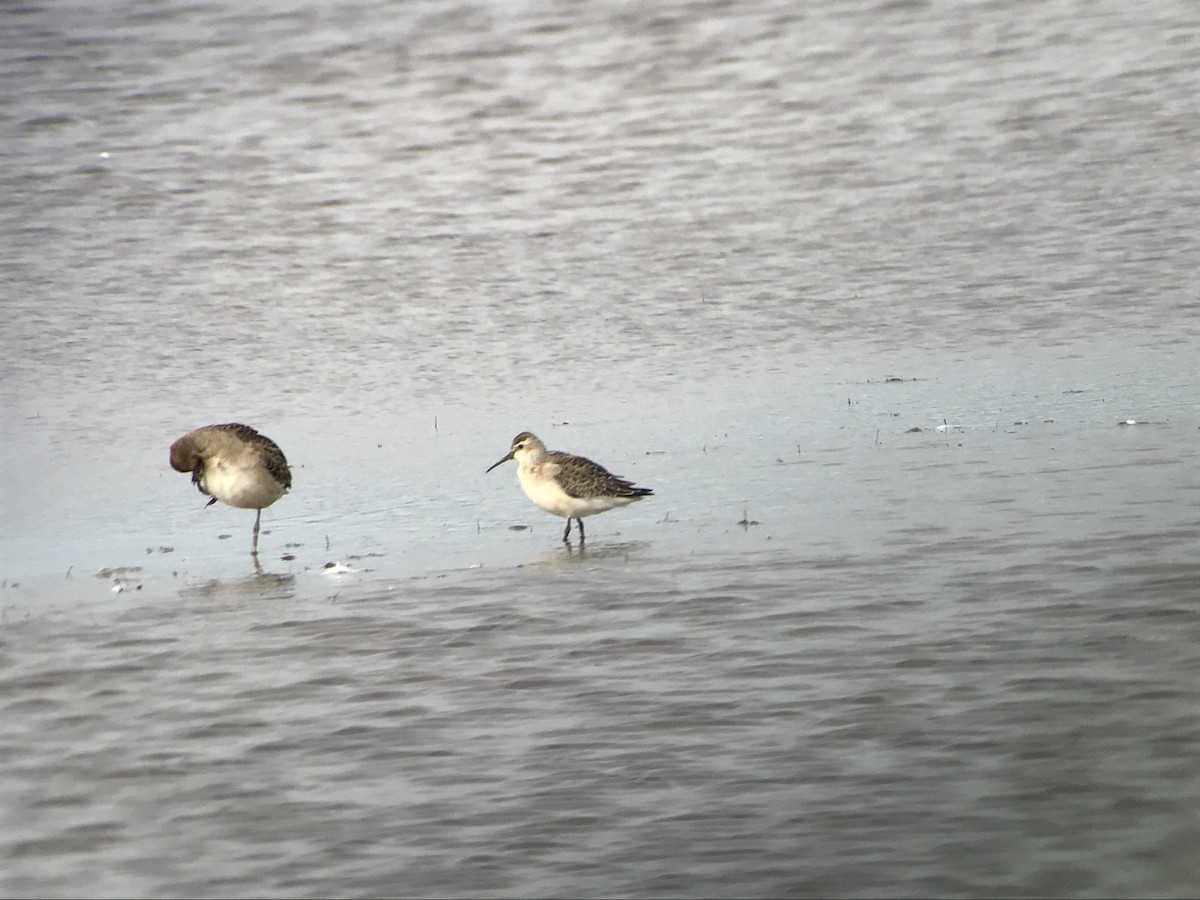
[{"xmin": 1, "ymin": 0, "xmax": 1197, "ymax": 896}]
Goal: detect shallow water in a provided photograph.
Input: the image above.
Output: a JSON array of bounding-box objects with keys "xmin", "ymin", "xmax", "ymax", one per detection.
[{"xmin": 1, "ymin": 0, "xmax": 1198, "ymax": 896}]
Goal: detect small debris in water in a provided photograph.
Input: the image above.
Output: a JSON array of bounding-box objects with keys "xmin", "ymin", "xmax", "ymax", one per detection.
[
  {"xmin": 322, "ymin": 561, "xmax": 354, "ymax": 575},
  {"xmin": 101, "ymin": 565, "xmax": 145, "ymax": 594},
  {"xmin": 508, "ymin": 524, "xmax": 530, "ymax": 531}
]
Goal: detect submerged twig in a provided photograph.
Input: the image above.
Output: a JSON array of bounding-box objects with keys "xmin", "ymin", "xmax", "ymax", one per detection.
[{"xmin": 737, "ymin": 509, "xmax": 760, "ymax": 528}]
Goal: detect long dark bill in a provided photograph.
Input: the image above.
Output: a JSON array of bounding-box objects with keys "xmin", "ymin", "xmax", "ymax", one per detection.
[{"xmin": 485, "ymin": 452, "xmax": 514, "ymax": 473}]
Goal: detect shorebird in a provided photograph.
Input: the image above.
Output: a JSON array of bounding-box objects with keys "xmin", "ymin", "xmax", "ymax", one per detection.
[
  {"xmin": 486, "ymin": 431, "xmax": 653, "ymax": 543},
  {"xmin": 170, "ymin": 423, "xmax": 292, "ymax": 555}
]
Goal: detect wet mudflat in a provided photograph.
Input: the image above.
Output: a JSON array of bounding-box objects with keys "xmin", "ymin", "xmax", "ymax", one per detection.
[{"xmin": 1, "ymin": 0, "xmax": 1197, "ymax": 895}]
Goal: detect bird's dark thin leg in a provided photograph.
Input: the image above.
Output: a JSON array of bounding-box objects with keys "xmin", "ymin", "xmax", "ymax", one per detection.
[
  {"xmin": 252, "ymin": 509, "xmax": 262, "ymax": 555},
  {"xmin": 577, "ymin": 518, "xmax": 585, "ymax": 544},
  {"xmin": 562, "ymin": 518, "xmax": 572, "ymax": 543}
]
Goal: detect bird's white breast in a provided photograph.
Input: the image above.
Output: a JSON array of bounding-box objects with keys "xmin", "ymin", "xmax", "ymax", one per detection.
[
  {"xmin": 204, "ymin": 457, "xmax": 286, "ymax": 510},
  {"xmin": 517, "ymin": 462, "xmax": 636, "ymax": 519}
]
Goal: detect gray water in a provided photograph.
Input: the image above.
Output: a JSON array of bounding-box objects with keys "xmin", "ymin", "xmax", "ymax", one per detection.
[{"xmin": 1, "ymin": 0, "xmax": 1198, "ymax": 896}]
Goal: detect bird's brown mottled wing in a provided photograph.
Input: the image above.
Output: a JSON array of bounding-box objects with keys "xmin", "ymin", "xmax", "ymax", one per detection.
[
  {"xmin": 259, "ymin": 438, "xmax": 292, "ymax": 491},
  {"xmin": 547, "ymin": 451, "xmax": 652, "ymax": 499}
]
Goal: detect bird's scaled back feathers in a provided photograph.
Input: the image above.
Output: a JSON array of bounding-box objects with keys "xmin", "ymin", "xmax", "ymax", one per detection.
[{"xmin": 543, "ymin": 449, "xmax": 653, "ymax": 500}]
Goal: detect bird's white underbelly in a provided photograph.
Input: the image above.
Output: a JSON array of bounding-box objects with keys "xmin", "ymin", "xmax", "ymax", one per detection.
[
  {"xmin": 518, "ymin": 467, "xmax": 635, "ymax": 519},
  {"xmin": 203, "ymin": 459, "xmax": 286, "ymax": 510}
]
